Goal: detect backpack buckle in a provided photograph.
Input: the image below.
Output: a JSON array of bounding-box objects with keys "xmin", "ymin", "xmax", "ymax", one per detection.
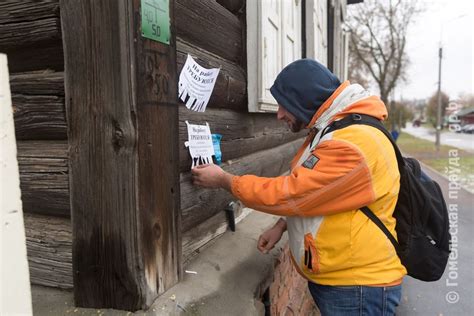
[{"xmin": 352, "ymin": 114, "xmax": 362, "ymax": 121}]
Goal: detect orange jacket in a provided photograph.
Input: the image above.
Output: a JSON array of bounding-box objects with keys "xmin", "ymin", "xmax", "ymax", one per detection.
[{"xmin": 231, "ymin": 82, "xmax": 407, "ymax": 285}]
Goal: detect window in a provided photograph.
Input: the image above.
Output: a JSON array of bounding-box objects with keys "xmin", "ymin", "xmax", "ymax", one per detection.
[{"xmin": 247, "ymin": 0, "xmax": 302, "ymax": 112}]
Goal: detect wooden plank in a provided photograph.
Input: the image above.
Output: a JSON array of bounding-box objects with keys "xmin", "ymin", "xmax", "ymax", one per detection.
[
  {"xmin": 61, "ymin": 0, "xmax": 180, "ymax": 310},
  {"xmin": 24, "ymin": 213, "xmax": 73, "ymax": 289},
  {"xmin": 0, "ymin": 2, "xmax": 59, "ymax": 24},
  {"xmin": 3, "ymin": 43, "xmax": 64, "ymax": 73},
  {"xmin": 0, "ymin": 18, "xmax": 61, "ymax": 50},
  {"xmin": 17, "ymin": 141, "xmax": 70, "ymax": 218},
  {"xmin": 177, "ymin": 39, "xmax": 246, "ymax": 111},
  {"xmin": 10, "ymin": 71, "xmax": 64, "ymax": 95},
  {"xmin": 12, "ymin": 94, "xmax": 67, "ymax": 140},
  {"xmin": 216, "ymin": 0, "xmax": 245, "ymax": 15},
  {"xmin": 180, "ymin": 138, "xmax": 304, "ymax": 232},
  {"xmin": 175, "ymin": 0, "xmax": 242, "ymax": 64},
  {"xmin": 182, "ymin": 204, "xmax": 252, "ymax": 262}
]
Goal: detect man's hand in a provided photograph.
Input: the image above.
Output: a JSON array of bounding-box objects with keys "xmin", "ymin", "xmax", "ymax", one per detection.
[
  {"xmin": 191, "ymin": 164, "xmax": 233, "ymax": 191},
  {"xmin": 257, "ymin": 219, "xmax": 287, "ymax": 254}
]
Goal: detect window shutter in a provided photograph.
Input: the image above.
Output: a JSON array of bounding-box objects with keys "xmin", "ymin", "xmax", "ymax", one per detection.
[
  {"xmin": 247, "ymin": 0, "xmax": 302, "ymax": 112},
  {"xmin": 306, "ymin": 0, "xmax": 328, "ymax": 65}
]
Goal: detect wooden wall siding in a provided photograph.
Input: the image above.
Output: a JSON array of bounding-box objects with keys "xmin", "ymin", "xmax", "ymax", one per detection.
[
  {"xmin": 177, "ymin": 39, "xmax": 247, "ymax": 112},
  {"xmin": 24, "ymin": 213, "xmax": 73, "ymax": 289},
  {"xmin": 175, "ymin": 0, "xmax": 243, "ymax": 65},
  {"xmin": 0, "ymin": 1, "xmax": 63, "ymax": 73},
  {"xmin": 18, "ymin": 141, "xmax": 69, "ymax": 218}
]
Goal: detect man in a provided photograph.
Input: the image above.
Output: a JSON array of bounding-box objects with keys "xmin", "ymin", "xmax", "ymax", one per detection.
[{"xmin": 192, "ymin": 59, "xmax": 406, "ymax": 316}]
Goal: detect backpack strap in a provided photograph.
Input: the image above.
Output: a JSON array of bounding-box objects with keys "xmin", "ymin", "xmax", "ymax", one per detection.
[
  {"xmin": 360, "ymin": 206, "xmax": 401, "ymax": 252},
  {"xmin": 322, "ymin": 113, "xmax": 403, "ymax": 251}
]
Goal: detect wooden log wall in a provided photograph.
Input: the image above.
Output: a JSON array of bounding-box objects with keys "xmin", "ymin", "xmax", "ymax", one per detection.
[
  {"xmin": 1, "ymin": 1, "xmax": 70, "ymax": 288},
  {"xmin": 175, "ymin": 0, "xmax": 305, "ymax": 240},
  {"xmin": 2, "ymin": 0, "xmax": 305, "ymax": 289}
]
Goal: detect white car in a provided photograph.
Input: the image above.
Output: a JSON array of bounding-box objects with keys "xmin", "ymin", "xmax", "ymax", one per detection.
[{"xmin": 461, "ymin": 124, "xmax": 474, "ymax": 134}]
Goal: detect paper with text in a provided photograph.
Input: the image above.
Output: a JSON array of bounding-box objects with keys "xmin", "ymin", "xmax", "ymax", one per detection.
[
  {"xmin": 185, "ymin": 121, "xmax": 215, "ymax": 168},
  {"xmin": 178, "ymin": 54, "xmax": 220, "ymax": 112}
]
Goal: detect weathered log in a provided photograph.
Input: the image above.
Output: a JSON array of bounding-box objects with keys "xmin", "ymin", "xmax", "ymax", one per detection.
[
  {"xmin": 61, "ymin": 0, "xmax": 181, "ymax": 309},
  {"xmin": 177, "ymin": 39, "xmax": 246, "ymax": 112},
  {"xmin": 182, "ymin": 204, "xmax": 252, "ymax": 262},
  {"xmin": 175, "ymin": 0, "xmax": 242, "ymax": 64},
  {"xmin": 10, "ymin": 71, "xmax": 64, "ymax": 95},
  {"xmin": 3, "ymin": 43, "xmax": 64, "ymax": 73},
  {"xmin": 216, "ymin": 0, "xmax": 245, "ymax": 15},
  {"xmin": 12, "ymin": 94, "xmax": 67, "ymax": 140},
  {"xmin": 0, "ymin": 2, "xmax": 59, "ymax": 24},
  {"xmin": 17, "ymin": 141, "xmax": 70, "ymax": 217},
  {"xmin": 24, "ymin": 213, "xmax": 73, "ymax": 289},
  {"xmin": 181, "ymin": 138, "xmax": 304, "ymax": 232},
  {"xmin": 0, "ymin": 18, "xmax": 61, "ymax": 50}
]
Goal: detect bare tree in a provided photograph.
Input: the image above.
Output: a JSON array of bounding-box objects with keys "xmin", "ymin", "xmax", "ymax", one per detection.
[{"xmin": 347, "ymin": 0, "xmax": 422, "ymax": 105}]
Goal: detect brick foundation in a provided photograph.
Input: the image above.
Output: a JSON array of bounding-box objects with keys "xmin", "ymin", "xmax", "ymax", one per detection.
[{"xmin": 268, "ymin": 244, "xmax": 320, "ymax": 316}]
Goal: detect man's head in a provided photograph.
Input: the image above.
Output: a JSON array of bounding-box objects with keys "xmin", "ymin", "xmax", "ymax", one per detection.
[
  {"xmin": 277, "ymin": 105, "xmax": 305, "ymax": 132},
  {"xmin": 270, "ymin": 59, "xmax": 341, "ymax": 130}
]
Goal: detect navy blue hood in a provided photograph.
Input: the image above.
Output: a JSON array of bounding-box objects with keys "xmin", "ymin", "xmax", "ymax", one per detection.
[{"xmin": 270, "ymin": 59, "xmax": 341, "ymax": 126}]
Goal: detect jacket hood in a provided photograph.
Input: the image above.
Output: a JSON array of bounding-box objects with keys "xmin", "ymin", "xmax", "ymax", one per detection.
[
  {"xmin": 306, "ymin": 81, "xmax": 388, "ymax": 128},
  {"xmin": 270, "ymin": 59, "xmax": 341, "ymax": 125}
]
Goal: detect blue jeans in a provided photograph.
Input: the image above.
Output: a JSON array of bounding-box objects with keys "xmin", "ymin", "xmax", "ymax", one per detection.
[{"xmin": 308, "ymin": 282, "xmax": 402, "ymax": 316}]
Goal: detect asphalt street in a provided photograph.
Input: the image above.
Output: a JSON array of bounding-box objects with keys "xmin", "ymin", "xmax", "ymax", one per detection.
[
  {"xmin": 403, "ymin": 126, "xmax": 474, "ymax": 153},
  {"xmin": 397, "ymin": 166, "xmax": 474, "ymax": 315}
]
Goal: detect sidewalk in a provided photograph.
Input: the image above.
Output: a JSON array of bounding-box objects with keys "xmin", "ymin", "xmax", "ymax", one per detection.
[{"xmin": 397, "ymin": 165, "xmax": 474, "ymax": 315}]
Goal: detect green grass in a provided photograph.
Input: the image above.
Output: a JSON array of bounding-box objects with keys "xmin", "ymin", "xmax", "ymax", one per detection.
[{"xmin": 397, "ymin": 132, "xmax": 474, "ymax": 191}]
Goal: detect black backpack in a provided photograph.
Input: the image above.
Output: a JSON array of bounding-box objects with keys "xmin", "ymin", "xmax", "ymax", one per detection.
[{"xmin": 323, "ymin": 113, "xmax": 451, "ymax": 281}]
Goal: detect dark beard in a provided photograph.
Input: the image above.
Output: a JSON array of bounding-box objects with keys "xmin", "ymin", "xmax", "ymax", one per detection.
[{"xmin": 290, "ymin": 119, "xmax": 304, "ymax": 133}]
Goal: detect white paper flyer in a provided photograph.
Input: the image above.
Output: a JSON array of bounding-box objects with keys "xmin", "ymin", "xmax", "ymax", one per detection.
[
  {"xmin": 178, "ymin": 54, "xmax": 220, "ymax": 112},
  {"xmin": 185, "ymin": 121, "xmax": 215, "ymax": 168}
]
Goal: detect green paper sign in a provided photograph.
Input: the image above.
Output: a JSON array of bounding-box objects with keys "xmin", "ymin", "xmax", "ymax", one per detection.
[{"xmin": 141, "ymin": 0, "xmax": 170, "ymax": 45}]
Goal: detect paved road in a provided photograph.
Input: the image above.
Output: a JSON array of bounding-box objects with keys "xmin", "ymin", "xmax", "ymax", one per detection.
[
  {"xmin": 403, "ymin": 125, "xmax": 474, "ymax": 153},
  {"xmin": 397, "ymin": 166, "xmax": 474, "ymax": 315}
]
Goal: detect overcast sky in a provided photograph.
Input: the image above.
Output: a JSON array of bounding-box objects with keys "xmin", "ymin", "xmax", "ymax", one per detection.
[{"xmin": 397, "ymin": 0, "xmax": 473, "ymax": 101}]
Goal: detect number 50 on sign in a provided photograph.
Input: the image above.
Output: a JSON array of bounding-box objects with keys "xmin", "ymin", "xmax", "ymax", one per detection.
[{"xmin": 141, "ymin": 0, "xmax": 170, "ymax": 45}]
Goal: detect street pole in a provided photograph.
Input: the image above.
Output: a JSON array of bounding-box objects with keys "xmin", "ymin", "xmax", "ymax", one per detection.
[{"xmin": 435, "ymin": 46, "xmax": 442, "ymax": 152}]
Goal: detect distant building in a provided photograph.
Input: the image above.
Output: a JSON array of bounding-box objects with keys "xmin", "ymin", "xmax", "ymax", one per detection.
[{"xmin": 456, "ymin": 107, "xmax": 474, "ymax": 125}]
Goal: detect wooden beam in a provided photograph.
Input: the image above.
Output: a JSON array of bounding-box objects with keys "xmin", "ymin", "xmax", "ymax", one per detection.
[
  {"xmin": 12, "ymin": 94, "xmax": 66, "ymax": 140},
  {"xmin": 61, "ymin": 0, "xmax": 180, "ymax": 310},
  {"xmin": 10, "ymin": 71, "xmax": 64, "ymax": 96},
  {"xmin": 18, "ymin": 141, "xmax": 70, "ymax": 217},
  {"xmin": 0, "ymin": 18, "xmax": 61, "ymax": 50},
  {"xmin": 175, "ymin": 0, "xmax": 243, "ymax": 64},
  {"xmin": 24, "ymin": 213, "xmax": 73, "ymax": 289},
  {"xmin": 0, "ymin": 2, "xmax": 63, "ymax": 73},
  {"xmin": 0, "ymin": 2, "xmax": 59, "ymax": 24}
]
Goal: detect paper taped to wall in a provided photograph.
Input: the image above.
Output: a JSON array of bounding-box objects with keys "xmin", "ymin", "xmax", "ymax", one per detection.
[
  {"xmin": 178, "ymin": 54, "xmax": 220, "ymax": 112},
  {"xmin": 185, "ymin": 121, "xmax": 215, "ymax": 168}
]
